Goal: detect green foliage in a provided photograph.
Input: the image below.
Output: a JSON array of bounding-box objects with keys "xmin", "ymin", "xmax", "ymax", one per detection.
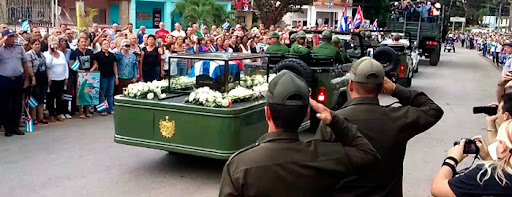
[
  {"xmin": 81, "ymin": 8, "xmax": 99, "ymax": 28},
  {"xmin": 172, "ymin": 0, "xmax": 234, "ymax": 28},
  {"xmin": 252, "ymin": 22, "xmax": 260, "ymax": 29},
  {"xmin": 253, "ymin": 0, "xmax": 313, "ymax": 26},
  {"xmin": 357, "ymin": 0, "xmax": 389, "ymax": 27}
]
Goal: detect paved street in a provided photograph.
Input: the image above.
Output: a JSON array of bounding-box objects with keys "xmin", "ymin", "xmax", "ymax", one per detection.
[{"xmin": 0, "ymin": 46, "xmax": 502, "ymax": 197}]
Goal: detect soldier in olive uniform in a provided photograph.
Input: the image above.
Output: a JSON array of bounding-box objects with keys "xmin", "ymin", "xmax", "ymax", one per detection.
[
  {"xmin": 288, "ymin": 33, "xmax": 297, "ymax": 48},
  {"xmin": 0, "ymin": 29, "xmax": 34, "ymax": 136},
  {"xmin": 313, "ymin": 30, "xmax": 351, "ymax": 64},
  {"xmin": 265, "ymin": 31, "xmax": 289, "ymax": 54},
  {"xmin": 332, "ymin": 36, "xmax": 352, "ymax": 64},
  {"xmin": 290, "ymin": 31, "xmax": 311, "ymax": 55},
  {"xmin": 316, "ymin": 57, "xmax": 444, "ymax": 197},
  {"xmin": 219, "ymin": 70, "xmax": 379, "ymax": 197}
]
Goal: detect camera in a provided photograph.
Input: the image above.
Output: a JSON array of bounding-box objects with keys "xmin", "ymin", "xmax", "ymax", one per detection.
[
  {"xmin": 473, "ymin": 105, "xmax": 498, "ymax": 116},
  {"xmin": 454, "ymin": 138, "xmax": 480, "ymax": 154}
]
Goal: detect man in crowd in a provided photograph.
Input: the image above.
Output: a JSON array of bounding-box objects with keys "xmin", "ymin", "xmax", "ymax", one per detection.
[
  {"xmin": 111, "ymin": 23, "xmax": 119, "ymax": 39},
  {"xmin": 122, "ymin": 23, "xmax": 134, "ymax": 34},
  {"xmin": 219, "ymin": 70, "xmax": 379, "ymax": 196},
  {"xmin": 290, "ymin": 31, "xmax": 310, "ymax": 55},
  {"xmin": 52, "ymin": 27, "xmax": 63, "ymax": 38},
  {"xmin": 69, "ymin": 36, "xmax": 96, "ymax": 118},
  {"xmin": 266, "ymin": 31, "xmax": 289, "ymax": 54},
  {"xmin": 316, "ymin": 57, "xmax": 444, "ymax": 196},
  {"xmin": 89, "ymin": 23, "xmax": 100, "ymax": 44},
  {"xmin": 137, "ymin": 26, "xmax": 146, "ymax": 45},
  {"xmin": 192, "ymin": 23, "xmax": 202, "ymax": 37},
  {"xmin": 0, "ymin": 29, "xmax": 34, "ymax": 136},
  {"xmin": 65, "ymin": 28, "xmax": 77, "ymax": 50},
  {"xmin": 501, "ymin": 42, "xmax": 512, "ymax": 74},
  {"xmin": 171, "ymin": 22, "xmax": 186, "ymax": 38},
  {"xmin": 313, "ymin": 30, "xmax": 350, "ymax": 64},
  {"xmin": 31, "ymin": 27, "xmax": 48, "ymax": 52},
  {"xmin": 155, "ymin": 22, "xmax": 170, "ymax": 43}
]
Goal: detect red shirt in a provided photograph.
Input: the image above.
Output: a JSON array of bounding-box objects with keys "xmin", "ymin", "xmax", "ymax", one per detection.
[{"xmin": 155, "ymin": 29, "xmax": 170, "ymax": 43}]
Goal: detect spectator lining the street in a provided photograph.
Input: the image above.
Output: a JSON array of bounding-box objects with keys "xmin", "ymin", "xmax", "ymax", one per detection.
[
  {"xmin": 141, "ymin": 35, "xmax": 162, "ymax": 81},
  {"xmin": 44, "ymin": 39, "xmax": 68, "ymax": 122},
  {"xmin": 95, "ymin": 39, "xmax": 117, "ymax": 115},
  {"xmin": 27, "ymin": 38, "xmax": 49, "ymax": 125}
]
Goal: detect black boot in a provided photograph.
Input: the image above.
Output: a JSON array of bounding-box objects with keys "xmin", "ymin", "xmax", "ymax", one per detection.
[
  {"xmin": 4, "ymin": 130, "xmax": 12, "ymax": 137},
  {"xmin": 11, "ymin": 128, "xmax": 25, "ymax": 135}
]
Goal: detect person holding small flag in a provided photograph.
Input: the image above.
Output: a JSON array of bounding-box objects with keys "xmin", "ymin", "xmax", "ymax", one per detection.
[
  {"xmin": 27, "ymin": 38, "xmax": 49, "ymax": 125},
  {"xmin": 69, "ymin": 36, "xmax": 97, "ymax": 119},
  {"xmin": 44, "ymin": 38, "xmax": 68, "ymax": 123}
]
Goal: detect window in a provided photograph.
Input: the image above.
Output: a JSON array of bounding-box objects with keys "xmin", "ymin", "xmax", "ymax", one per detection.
[{"xmin": 94, "ymin": 9, "xmax": 107, "ymax": 24}]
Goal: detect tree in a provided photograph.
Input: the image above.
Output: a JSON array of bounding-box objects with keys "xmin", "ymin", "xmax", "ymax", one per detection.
[
  {"xmin": 172, "ymin": 0, "xmax": 234, "ymax": 28},
  {"xmin": 354, "ymin": 0, "xmax": 389, "ymax": 28},
  {"xmin": 253, "ymin": 0, "xmax": 313, "ymax": 27}
]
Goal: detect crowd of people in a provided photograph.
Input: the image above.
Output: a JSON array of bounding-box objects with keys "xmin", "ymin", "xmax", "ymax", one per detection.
[
  {"xmin": 390, "ymin": 0, "xmax": 442, "ymax": 23},
  {"xmin": 451, "ymin": 31, "xmax": 512, "ymax": 69}
]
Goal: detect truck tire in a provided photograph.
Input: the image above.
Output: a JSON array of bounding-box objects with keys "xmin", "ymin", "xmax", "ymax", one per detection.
[
  {"xmin": 430, "ymin": 46, "xmax": 440, "ymax": 66},
  {"xmin": 373, "ymin": 46, "xmax": 399, "ymax": 73},
  {"xmin": 275, "ymin": 59, "xmax": 314, "ymax": 88}
]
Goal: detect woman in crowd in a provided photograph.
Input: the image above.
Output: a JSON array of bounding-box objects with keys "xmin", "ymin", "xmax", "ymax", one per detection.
[
  {"xmin": 174, "ymin": 36, "xmax": 188, "ymax": 76},
  {"xmin": 115, "ymin": 39, "xmax": 138, "ymax": 95},
  {"xmin": 128, "ymin": 34, "xmax": 141, "ymax": 56},
  {"xmin": 223, "ymin": 39, "xmax": 233, "ymax": 52},
  {"xmin": 140, "ymin": 35, "xmax": 162, "ymax": 81},
  {"xmin": 95, "ymin": 39, "xmax": 117, "ymax": 115},
  {"xmin": 214, "ymin": 37, "xmax": 224, "ymax": 52},
  {"xmin": 431, "ymin": 120, "xmax": 512, "ymax": 196},
  {"xmin": 161, "ymin": 42, "xmax": 177, "ymax": 78},
  {"xmin": 184, "ymin": 37, "xmax": 195, "ymax": 54},
  {"xmin": 44, "ymin": 39, "xmax": 68, "ymax": 122},
  {"xmin": 281, "ymin": 28, "xmax": 291, "ymax": 45},
  {"xmin": 197, "ymin": 37, "xmax": 208, "ymax": 53},
  {"xmin": 229, "ymin": 35, "xmax": 239, "ymax": 52},
  {"xmin": 26, "ymin": 39, "xmax": 49, "ymax": 125},
  {"xmin": 239, "ymin": 35, "xmax": 251, "ymax": 54}
]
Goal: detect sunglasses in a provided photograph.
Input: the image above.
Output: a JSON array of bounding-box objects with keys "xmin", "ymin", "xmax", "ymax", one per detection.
[{"xmin": 124, "ymin": 44, "xmax": 130, "ymax": 48}]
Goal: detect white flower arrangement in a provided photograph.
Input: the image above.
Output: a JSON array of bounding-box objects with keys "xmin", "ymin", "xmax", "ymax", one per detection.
[
  {"xmin": 123, "ymin": 77, "xmax": 195, "ymax": 100},
  {"xmin": 185, "ymin": 87, "xmax": 231, "ymax": 108},
  {"xmin": 239, "ymin": 74, "xmax": 276, "ymax": 89}
]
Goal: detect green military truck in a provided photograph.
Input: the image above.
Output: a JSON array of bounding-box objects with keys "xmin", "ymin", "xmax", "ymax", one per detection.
[{"xmin": 387, "ymin": 9, "xmax": 444, "ymax": 66}]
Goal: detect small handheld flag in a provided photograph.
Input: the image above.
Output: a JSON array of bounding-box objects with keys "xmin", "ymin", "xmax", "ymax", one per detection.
[
  {"xmin": 70, "ymin": 60, "xmax": 80, "ymax": 71},
  {"xmin": 62, "ymin": 94, "xmax": 72, "ymax": 101},
  {"xmin": 340, "ymin": 3, "xmax": 348, "ymax": 32},
  {"xmin": 28, "ymin": 96, "xmax": 39, "ymax": 108},
  {"xmin": 96, "ymin": 101, "xmax": 108, "ymax": 112},
  {"xmin": 372, "ymin": 19, "xmax": 379, "ymax": 31},
  {"xmin": 25, "ymin": 117, "xmax": 33, "ymax": 132},
  {"xmin": 222, "ymin": 21, "xmax": 230, "ymax": 30},
  {"xmin": 21, "ymin": 20, "xmax": 30, "ymax": 32}
]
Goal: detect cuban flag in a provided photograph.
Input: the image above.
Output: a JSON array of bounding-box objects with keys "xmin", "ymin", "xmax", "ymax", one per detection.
[
  {"xmin": 222, "ymin": 21, "xmax": 230, "ymax": 30},
  {"xmin": 372, "ymin": 19, "xmax": 379, "ymax": 31},
  {"xmin": 188, "ymin": 60, "xmax": 243, "ymax": 80},
  {"xmin": 353, "ymin": 6, "xmax": 364, "ymax": 29},
  {"xmin": 96, "ymin": 101, "xmax": 108, "ymax": 112},
  {"xmin": 208, "ymin": 45, "xmax": 217, "ymax": 52},
  {"xmin": 25, "ymin": 117, "xmax": 33, "ymax": 132},
  {"xmin": 70, "ymin": 60, "xmax": 80, "ymax": 71},
  {"xmin": 340, "ymin": 3, "xmax": 348, "ymax": 32},
  {"xmin": 348, "ymin": 16, "xmax": 353, "ymax": 30},
  {"xmin": 21, "ymin": 20, "xmax": 30, "ymax": 32},
  {"xmin": 28, "ymin": 96, "xmax": 38, "ymax": 108},
  {"xmin": 62, "ymin": 93, "xmax": 72, "ymax": 101}
]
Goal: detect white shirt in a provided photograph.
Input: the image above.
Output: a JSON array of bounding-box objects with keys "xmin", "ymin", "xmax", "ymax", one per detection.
[
  {"xmin": 503, "ymin": 56, "xmax": 512, "ymax": 74},
  {"xmin": 433, "ymin": 3, "xmax": 441, "ymax": 16},
  {"xmin": 44, "ymin": 51, "xmax": 69, "ymax": 80},
  {"xmin": 489, "ymin": 142, "xmax": 498, "ymax": 161},
  {"xmin": 92, "ymin": 42, "xmax": 101, "ymax": 53},
  {"xmin": 171, "ymin": 30, "xmax": 186, "ymax": 38},
  {"xmin": 161, "ymin": 49, "xmax": 177, "ymax": 75}
]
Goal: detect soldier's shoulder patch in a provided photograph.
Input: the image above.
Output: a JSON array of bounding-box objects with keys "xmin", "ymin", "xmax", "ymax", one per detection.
[{"xmin": 227, "ymin": 143, "xmax": 259, "ymax": 162}]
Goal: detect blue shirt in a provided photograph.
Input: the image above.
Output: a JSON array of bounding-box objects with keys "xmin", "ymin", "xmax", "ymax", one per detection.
[
  {"xmin": 414, "ymin": 4, "xmax": 431, "ymax": 18},
  {"xmin": 503, "ymin": 55, "xmax": 512, "ymax": 74},
  {"xmin": 115, "ymin": 51, "xmax": 139, "ymax": 80},
  {"xmin": 0, "ymin": 44, "xmax": 28, "ymax": 77},
  {"xmin": 138, "ymin": 33, "xmax": 144, "ymax": 45}
]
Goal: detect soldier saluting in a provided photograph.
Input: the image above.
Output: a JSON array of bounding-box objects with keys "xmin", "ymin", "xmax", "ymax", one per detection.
[{"xmin": 219, "ymin": 70, "xmax": 380, "ymax": 197}]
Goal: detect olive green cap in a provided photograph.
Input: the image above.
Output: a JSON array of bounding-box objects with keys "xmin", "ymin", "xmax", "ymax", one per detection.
[
  {"xmin": 266, "ymin": 70, "xmax": 309, "ymax": 106},
  {"xmin": 332, "ymin": 36, "xmax": 340, "ymax": 43},
  {"xmin": 349, "ymin": 57, "xmax": 385, "ymax": 84},
  {"xmin": 321, "ymin": 30, "xmax": 332, "ymax": 39},
  {"xmin": 290, "ymin": 33, "xmax": 297, "ymax": 40},
  {"xmin": 85, "ymin": 82, "xmax": 96, "ymax": 88},
  {"xmin": 296, "ymin": 31, "xmax": 307, "ymax": 38},
  {"xmin": 269, "ymin": 31, "xmax": 280, "ymax": 38}
]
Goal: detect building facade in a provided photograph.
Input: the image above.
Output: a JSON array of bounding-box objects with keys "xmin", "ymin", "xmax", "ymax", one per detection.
[{"xmin": 282, "ymin": 0, "xmax": 354, "ymax": 28}]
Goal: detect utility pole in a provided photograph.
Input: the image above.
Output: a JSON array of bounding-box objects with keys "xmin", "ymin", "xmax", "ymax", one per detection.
[{"xmin": 498, "ymin": 0, "xmax": 503, "ymax": 32}]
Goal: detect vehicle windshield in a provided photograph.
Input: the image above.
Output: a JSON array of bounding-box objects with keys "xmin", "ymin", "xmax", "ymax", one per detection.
[{"xmin": 302, "ymin": 32, "xmax": 363, "ymax": 58}]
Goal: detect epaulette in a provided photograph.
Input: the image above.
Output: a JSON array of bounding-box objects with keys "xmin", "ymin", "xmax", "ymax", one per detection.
[{"xmin": 227, "ymin": 142, "xmax": 259, "ymax": 162}]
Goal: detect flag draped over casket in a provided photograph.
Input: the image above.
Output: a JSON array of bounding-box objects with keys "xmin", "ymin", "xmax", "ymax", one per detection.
[{"xmin": 188, "ymin": 60, "xmax": 243, "ymax": 79}]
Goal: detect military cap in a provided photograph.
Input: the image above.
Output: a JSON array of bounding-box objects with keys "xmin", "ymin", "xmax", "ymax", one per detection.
[
  {"xmin": 332, "ymin": 36, "xmax": 340, "ymax": 43},
  {"xmin": 290, "ymin": 33, "xmax": 297, "ymax": 40},
  {"xmin": 296, "ymin": 31, "xmax": 307, "ymax": 38},
  {"xmin": 2, "ymin": 28, "xmax": 14, "ymax": 37},
  {"xmin": 85, "ymin": 82, "xmax": 96, "ymax": 88},
  {"xmin": 321, "ymin": 30, "xmax": 332, "ymax": 39},
  {"xmin": 349, "ymin": 57, "xmax": 385, "ymax": 84},
  {"xmin": 269, "ymin": 31, "xmax": 280, "ymax": 38},
  {"xmin": 266, "ymin": 70, "xmax": 309, "ymax": 106}
]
